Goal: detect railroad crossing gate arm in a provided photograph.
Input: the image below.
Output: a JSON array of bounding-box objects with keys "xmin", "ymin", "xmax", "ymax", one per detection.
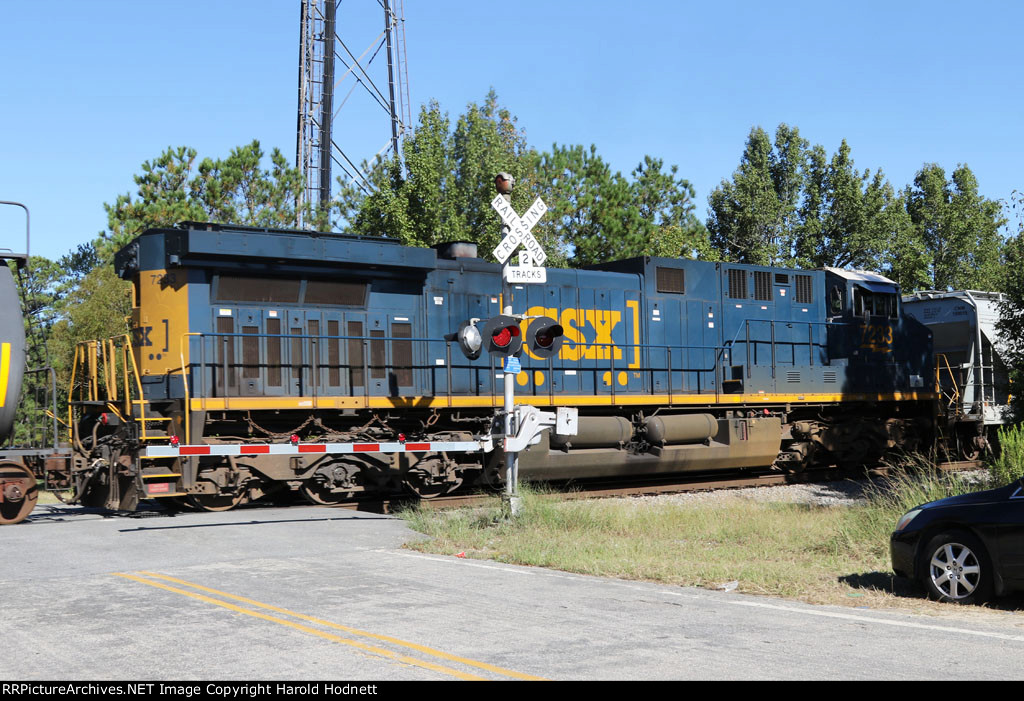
[{"xmin": 504, "ymin": 406, "xmax": 579, "ymax": 453}]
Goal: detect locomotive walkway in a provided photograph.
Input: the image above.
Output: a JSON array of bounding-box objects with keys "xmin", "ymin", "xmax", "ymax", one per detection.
[{"xmin": 3, "ymin": 503, "xmax": 1024, "ymax": 680}]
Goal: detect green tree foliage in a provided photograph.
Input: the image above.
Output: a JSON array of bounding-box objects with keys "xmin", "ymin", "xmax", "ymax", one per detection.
[
  {"xmin": 998, "ymin": 191, "xmax": 1024, "ymax": 419},
  {"xmin": 13, "ymin": 246, "xmax": 100, "ymax": 367},
  {"xmin": 534, "ymin": 150, "xmax": 711, "ymax": 266},
  {"xmin": 707, "ymin": 126, "xmax": 797, "ymax": 266},
  {"xmin": 906, "ymin": 164, "xmax": 1006, "ymax": 291},
  {"xmin": 100, "ymin": 140, "xmax": 316, "ymax": 260},
  {"xmin": 798, "ymin": 142, "xmax": 876, "ymax": 268},
  {"xmin": 339, "ymin": 91, "xmax": 709, "ymax": 268},
  {"xmin": 47, "ymin": 140, "xmax": 315, "ymax": 390},
  {"xmin": 796, "ymin": 141, "xmax": 924, "ymax": 289},
  {"xmin": 708, "ymin": 125, "xmax": 917, "ymax": 274},
  {"xmin": 101, "ymin": 146, "xmax": 205, "ymax": 260},
  {"xmin": 532, "ymin": 144, "xmax": 635, "ymax": 267},
  {"xmin": 708, "ymin": 125, "xmax": 1005, "ymax": 296},
  {"xmin": 6, "ymin": 247, "xmax": 106, "ymax": 445},
  {"xmin": 47, "ymin": 264, "xmax": 134, "ymax": 386},
  {"xmin": 337, "ymin": 91, "xmax": 557, "ymax": 260},
  {"xmin": 15, "ymin": 256, "xmax": 65, "ymax": 336},
  {"xmin": 875, "ymin": 188, "xmax": 929, "ymax": 293}
]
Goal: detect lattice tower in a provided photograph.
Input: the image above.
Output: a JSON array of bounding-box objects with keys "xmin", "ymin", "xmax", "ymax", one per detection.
[{"xmin": 296, "ymin": 0, "xmax": 411, "ymax": 227}]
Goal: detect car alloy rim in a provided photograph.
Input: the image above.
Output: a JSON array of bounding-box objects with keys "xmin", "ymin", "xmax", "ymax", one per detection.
[{"xmin": 929, "ymin": 542, "xmax": 982, "ymax": 600}]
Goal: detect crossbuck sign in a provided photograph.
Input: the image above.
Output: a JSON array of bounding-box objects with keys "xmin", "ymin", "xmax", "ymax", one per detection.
[{"xmin": 491, "ymin": 195, "xmax": 548, "ymax": 267}]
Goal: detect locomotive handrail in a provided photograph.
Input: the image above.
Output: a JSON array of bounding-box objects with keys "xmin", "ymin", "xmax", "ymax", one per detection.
[
  {"xmin": 68, "ymin": 334, "xmax": 166, "ymax": 444},
  {"xmin": 722, "ymin": 317, "xmax": 853, "ymax": 376},
  {"xmin": 173, "ymin": 328, "xmax": 845, "ymax": 412},
  {"xmin": 179, "ymin": 332, "xmax": 202, "ymax": 445},
  {"xmin": 73, "ymin": 317, "xmax": 891, "ymax": 427}
]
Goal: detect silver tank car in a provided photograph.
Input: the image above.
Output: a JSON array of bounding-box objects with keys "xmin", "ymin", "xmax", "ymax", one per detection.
[
  {"xmin": 0, "ymin": 260, "xmax": 37, "ymax": 525},
  {"xmin": 0, "ymin": 264, "xmax": 25, "ymax": 441}
]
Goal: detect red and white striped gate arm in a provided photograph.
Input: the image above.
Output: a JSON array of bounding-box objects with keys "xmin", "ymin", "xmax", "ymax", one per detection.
[{"xmin": 144, "ymin": 439, "xmax": 489, "ymax": 458}]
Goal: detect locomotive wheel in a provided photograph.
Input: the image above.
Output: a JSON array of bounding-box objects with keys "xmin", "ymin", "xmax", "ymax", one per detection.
[
  {"xmin": 402, "ymin": 467, "xmax": 455, "ymax": 500},
  {"xmin": 958, "ymin": 435, "xmax": 983, "ymax": 461},
  {"xmin": 0, "ymin": 462, "xmax": 39, "ymax": 525},
  {"xmin": 186, "ymin": 484, "xmax": 246, "ymax": 512},
  {"xmin": 960, "ymin": 446, "xmax": 981, "ymax": 461},
  {"xmin": 300, "ymin": 459, "xmax": 360, "ymax": 505},
  {"xmin": 299, "ymin": 480, "xmax": 353, "ymax": 505}
]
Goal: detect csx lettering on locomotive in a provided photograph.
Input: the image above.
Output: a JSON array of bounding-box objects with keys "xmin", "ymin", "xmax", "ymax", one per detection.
[{"xmin": 521, "ymin": 306, "xmax": 634, "ymax": 362}]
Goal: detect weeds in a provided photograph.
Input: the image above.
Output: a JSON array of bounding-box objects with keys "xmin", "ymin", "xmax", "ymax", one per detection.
[
  {"xmin": 398, "ymin": 461, "xmax": 1008, "ymax": 608},
  {"xmin": 828, "ymin": 465, "xmax": 989, "ymax": 561},
  {"xmin": 989, "ymin": 424, "xmax": 1024, "ymax": 485}
]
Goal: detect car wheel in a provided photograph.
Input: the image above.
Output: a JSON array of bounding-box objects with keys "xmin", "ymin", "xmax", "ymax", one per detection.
[{"xmin": 920, "ymin": 531, "xmax": 993, "ymax": 605}]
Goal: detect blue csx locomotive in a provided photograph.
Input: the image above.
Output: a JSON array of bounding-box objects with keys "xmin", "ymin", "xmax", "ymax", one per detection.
[{"xmin": 66, "ymin": 222, "xmax": 935, "ymax": 511}]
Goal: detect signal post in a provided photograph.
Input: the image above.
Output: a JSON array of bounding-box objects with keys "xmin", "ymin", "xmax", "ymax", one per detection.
[
  {"xmin": 448, "ymin": 174, "xmax": 573, "ymax": 516},
  {"xmin": 493, "ymin": 173, "xmax": 530, "ymax": 515}
]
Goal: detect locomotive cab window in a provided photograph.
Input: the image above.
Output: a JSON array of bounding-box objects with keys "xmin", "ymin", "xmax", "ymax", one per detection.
[
  {"xmin": 829, "ymin": 285, "xmax": 844, "ymax": 315},
  {"xmin": 853, "ymin": 287, "xmax": 898, "ymax": 319}
]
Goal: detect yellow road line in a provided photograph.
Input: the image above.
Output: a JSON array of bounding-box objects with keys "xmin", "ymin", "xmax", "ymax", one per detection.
[
  {"xmin": 114, "ymin": 573, "xmax": 486, "ymax": 681},
  {"xmin": 117, "ymin": 572, "xmax": 545, "ymax": 681}
]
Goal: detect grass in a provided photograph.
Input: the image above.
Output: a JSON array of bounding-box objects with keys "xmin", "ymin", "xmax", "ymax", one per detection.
[
  {"xmin": 989, "ymin": 423, "xmax": 1024, "ymax": 485},
  {"xmin": 35, "ymin": 488, "xmax": 67, "ymax": 505},
  {"xmin": 398, "ymin": 463, "xmax": 1005, "ymax": 610}
]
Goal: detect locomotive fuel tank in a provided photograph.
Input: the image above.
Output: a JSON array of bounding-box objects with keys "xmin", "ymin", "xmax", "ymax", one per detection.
[
  {"xmin": 521, "ymin": 413, "xmax": 781, "ymax": 480},
  {"xmin": 644, "ymin": 413, "xmax": 718, "ymax": 445},
  {"xmin": 550, "ymin": 416, "xmax": 633, "ymax": 449}
]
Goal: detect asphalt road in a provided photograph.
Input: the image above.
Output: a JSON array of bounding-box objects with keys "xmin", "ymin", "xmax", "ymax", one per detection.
[{"xmin": 3, "ymin": 501, "xmax": 1024, "ymax": 681}]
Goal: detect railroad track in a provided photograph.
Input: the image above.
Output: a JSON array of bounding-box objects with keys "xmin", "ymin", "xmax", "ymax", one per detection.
[
  {"xmin": 336, "ymin": 459, "xmax": 985, "ymax": 513},
  {"xmin": 41, "ymin": 459, "xmax": 981, "ymax": 520}
]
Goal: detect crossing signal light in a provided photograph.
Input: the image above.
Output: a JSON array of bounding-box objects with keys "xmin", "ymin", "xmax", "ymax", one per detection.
[
  {"xmin": 525, "ymin": 316, "xmax": 564, "ymax": 359},
  {"xmin": 480, "ymin": 315, "xmax": 523, "ymax": 356},
  {"xmin": 447, "ymin": 319, "xmax": 484, "ymax": 360}
]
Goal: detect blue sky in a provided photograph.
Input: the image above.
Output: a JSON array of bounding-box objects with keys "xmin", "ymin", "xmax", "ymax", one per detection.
[{"xmin": 1, "ymin": 1, "xmax": 1021, "ymax": 260}]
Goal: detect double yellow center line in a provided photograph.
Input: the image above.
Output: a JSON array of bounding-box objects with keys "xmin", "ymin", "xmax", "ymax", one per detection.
[{"xmin": 114, "ymin": 571, "xmax": 544, "ymax": 681}]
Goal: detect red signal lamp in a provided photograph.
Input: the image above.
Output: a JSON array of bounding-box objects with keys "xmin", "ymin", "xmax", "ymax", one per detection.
[
  {"xmin": 479, "ymin": 315, "xmax": 523, "ymax": 356},
  {"xmin": 525, "ymin": 316, "xmax": 564, "ymax": 359}
]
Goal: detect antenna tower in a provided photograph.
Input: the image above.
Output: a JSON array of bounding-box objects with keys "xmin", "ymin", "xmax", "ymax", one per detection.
[{"xmin": 296, "ymin": 0, "xmax": 411, "ymax": 227}]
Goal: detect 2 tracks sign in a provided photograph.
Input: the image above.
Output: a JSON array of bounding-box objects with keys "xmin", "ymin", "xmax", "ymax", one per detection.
[{"xmin": 491, "ymin": 195, "xmax": 548, "ymax": 282}]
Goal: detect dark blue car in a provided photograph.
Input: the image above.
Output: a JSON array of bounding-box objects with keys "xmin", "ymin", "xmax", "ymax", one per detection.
[{"xmin": 891, "ymin": 479, "xmax": 1024, "ymax": 604}]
